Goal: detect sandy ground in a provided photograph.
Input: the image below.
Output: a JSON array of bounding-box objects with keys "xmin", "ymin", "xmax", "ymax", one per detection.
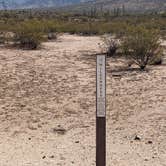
[{"xmin": 0, "ymin": 34, "xmax": 166, "ymax": 166}]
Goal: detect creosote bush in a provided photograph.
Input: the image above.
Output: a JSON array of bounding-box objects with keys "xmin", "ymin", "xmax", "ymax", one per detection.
[
  {"xmin": 14, "ymin": 20, "xmax": 45, "ymax": 49},
  {"xmin": 122, "ymin": 26, "xmax": 162, "ymax": 70}
]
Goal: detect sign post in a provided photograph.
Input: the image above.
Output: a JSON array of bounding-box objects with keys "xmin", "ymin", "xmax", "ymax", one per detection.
[{"xmin": 96, "ymin": 55, "xmax": 106, "ymax": 166}]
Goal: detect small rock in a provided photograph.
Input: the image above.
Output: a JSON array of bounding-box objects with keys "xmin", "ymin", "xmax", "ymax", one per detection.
[
  {"xmin": 134, "ymin": 135, "xmax": 141, "ymax": 141},
  {"xmin": 75, "ymin": 141, "xmax": 79, "ymax": 144},
  {"xmin": 42, "ymin": 156, "xmax": 46, "ymax": 159},
  {"xmin": 147, "ymin": 140, "xmax": 153, "ymax": 144},
  {"xmin": 52, "ymin": 126, "xmax": 66, "ymax": 135},
  {"xmin": 20, "ymin": 104, "xmax": 26, "ymax": 108},
  {"xmin": 28, "ymin": 124, "xmax": 37, "ymax": 130}
]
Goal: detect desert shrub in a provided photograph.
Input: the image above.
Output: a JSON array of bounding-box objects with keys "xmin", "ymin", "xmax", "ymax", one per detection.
[
  {"xmin": 0, "ymin": 37, "xmax": 5, "ymax": 44},
  {"xmin": 122, "ymin": 26, "xmax": 162, "ymax": 70},
  {"xmin": 44, "ymin": 20, "xmax": 57, "ymax": 33},
  {"xmin": 47, "ymin": 32, "xmax": 57, "ymax": 40},
  {"xmin": 78, "ymin": 22, "xmax": 99, "ymax": 35},
  {"xmin": 14, "ymin": 20, "xmax": 45, "ymax": 49},
  {"xmin": 102, "ymin": 36, "xmax": 120, "ymax": 56},
  {"xmin": 0, "ymin": 31, "xmax": 15, "ymax": 44},
  {"xmin": 43, "ymin": 20, "xmax": 57, "ymax": 40},
  {"xmin": 16, "ymin": 33, "xmax": 42, "ymax": 49},
  {"xmin": 0, "ymin": 33, "xmax": 5, "ymax": 44},
  {"xmin": 149, "ymin": 51, "xmax": 163, "ymax": 65}
]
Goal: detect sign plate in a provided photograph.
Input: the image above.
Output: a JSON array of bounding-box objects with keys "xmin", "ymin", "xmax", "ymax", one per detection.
[{"xmin": 97, "ymin": 55, "xmax": 106, "ymax": 117}]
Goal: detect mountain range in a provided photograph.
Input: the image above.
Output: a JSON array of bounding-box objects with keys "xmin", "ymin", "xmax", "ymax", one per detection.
[
  {"xmin": 0, "ymin": 0, "xmax": 91, "ymax": 9},
  {"xmin": 0, "ymin": 0, "xmax": 166, "ymax": 12}
]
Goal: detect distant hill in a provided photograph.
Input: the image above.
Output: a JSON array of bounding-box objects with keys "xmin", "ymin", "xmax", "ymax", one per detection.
[
  {"xmin": 0, "ymin": 0, "xmax": 166, "ymax": 13},
  {"xmin": 65, "ymin": 0, "xmax": 166, "ymax": 13}
]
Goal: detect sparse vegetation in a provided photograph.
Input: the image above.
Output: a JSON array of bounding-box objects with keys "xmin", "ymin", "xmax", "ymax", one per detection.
[
  {"xmin": 102, "ymin": 36, "xmax": 120, "ymax": 57},
  {"xmin": 0, "ymin": 9, "xmax": 166, "ymax": 51},
  {"xmin": 13, "ymin": 20, "xmax": 45, "ymax": 49},
  {"xmin": 122, "ymin": 26, "xmax": 162, "ymax": 70},
  {"xmin": 0, "ymin": 33, "xmax": 5, "ymax": 44},
  {"xmin": 149, "ymin": 52, "xmax": 163, "ymax": 65}
]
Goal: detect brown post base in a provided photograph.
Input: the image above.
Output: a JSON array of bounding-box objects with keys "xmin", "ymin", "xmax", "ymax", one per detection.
[{"xmin": 96, "ymin": 117, "xmax": 106, "ymax": 166}]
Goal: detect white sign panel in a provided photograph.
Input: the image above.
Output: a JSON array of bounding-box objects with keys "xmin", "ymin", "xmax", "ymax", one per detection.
[{"xmin": 97, "ymin": 55, "xmax": 106, "ymax": 117}]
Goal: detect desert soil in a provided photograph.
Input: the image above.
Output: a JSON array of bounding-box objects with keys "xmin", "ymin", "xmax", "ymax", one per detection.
[{"xmin": 0, "ymin": 34, "xmax": 166, "ymax": 166}]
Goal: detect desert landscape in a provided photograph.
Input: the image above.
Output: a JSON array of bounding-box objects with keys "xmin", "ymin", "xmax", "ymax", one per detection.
[{"xmin": 0, "ymin": 34, "xmax": 165, "ymax": 166}]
